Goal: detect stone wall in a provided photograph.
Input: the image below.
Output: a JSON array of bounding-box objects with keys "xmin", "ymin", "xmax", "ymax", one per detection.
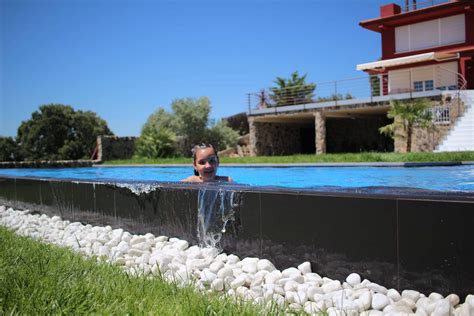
[
  {"xmin": 394, "ymin": 95, "xmax": 466, "ymax": 153},
  {"xmin": 0, "ymin": 160, "xmax": 96, "ymax": 168},
  {"xmin": 97, "ymin": 136, "xmax": 137, "ymax": 161}
]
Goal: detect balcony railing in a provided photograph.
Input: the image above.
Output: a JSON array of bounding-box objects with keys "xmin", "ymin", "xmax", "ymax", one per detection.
[
  {"xmin": 400, "ymin": 0, "xmax": 450, "ymax": 12},
  {"xmin": 247, "ymin": 67, "xmax": 466, "ymax": 114}
]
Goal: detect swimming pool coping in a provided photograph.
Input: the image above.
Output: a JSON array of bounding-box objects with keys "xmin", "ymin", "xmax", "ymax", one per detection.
[{"xmin": 94, "ymin": 161, "xmax": 474, "ymax": 168}]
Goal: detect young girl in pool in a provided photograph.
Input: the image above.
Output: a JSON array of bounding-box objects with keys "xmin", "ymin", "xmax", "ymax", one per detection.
[{"xmin": 182, "ymin": 143, "xmax": 233, "ymax": 183}]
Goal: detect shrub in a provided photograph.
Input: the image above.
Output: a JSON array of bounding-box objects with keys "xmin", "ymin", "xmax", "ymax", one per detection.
[
  {"xmin": 134, "ymin": 128, "xmax": 176, "ymax": 159},
  {"xmin": 205, "ymin": 120, "xmax": 239, "ymax": 151}
]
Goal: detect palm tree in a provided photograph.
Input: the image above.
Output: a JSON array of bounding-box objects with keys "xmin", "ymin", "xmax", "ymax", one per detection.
[
  {"xmin": 379, "ymin": 98, "xmax": 433, "ymax": 152},
  {"xmin": 269, "ymin": 71, "xmax": 316, "ymax": 106}
]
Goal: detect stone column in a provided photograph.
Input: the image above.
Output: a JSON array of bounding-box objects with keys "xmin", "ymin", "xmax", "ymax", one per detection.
[
  {"xmin": 248, "ymin": 117, "xmax": 258, "ymax": 156},
  {"xmin": 314, "ymin": 111, "xmax": 326, "ymax": 154}
]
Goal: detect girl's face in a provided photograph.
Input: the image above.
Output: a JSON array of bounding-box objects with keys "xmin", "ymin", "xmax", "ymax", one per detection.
[{"xmin": 193, "ymin": 147, "xmax": 219, "ymax": 181}]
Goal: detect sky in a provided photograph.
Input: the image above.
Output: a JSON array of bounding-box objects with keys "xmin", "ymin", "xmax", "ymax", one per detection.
[{"xmin": 0, "ymin": 0, "xmax": 388, "ymax": 137}]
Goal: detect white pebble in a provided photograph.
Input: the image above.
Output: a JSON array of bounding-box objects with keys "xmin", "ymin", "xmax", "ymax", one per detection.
[
  {"xmin": 257, "ymin": 259, "xmax": 275, "ymax": 272},
  {"xmin": 242, "ymin": 263, "xmax": 257, "ymax": 274},
  {"xmin": 402, "ymin": 289, "xmax": 420, "ymax": 302},
  {"xmin": 297, "ymin": 261, "xmax": 312, "ymax": 274},
  {"xmin": 430, "ymin": 292, "xmax": 445, "ymax": 301},
  {"xmin": 322, "ymin": 280, "xmax": 342, "ymax": 294},
  {"xmin": 346, "ymin": 273, "xmax": 361, "ymax": 287},
  {"xmin": 432, "ymin": 299, "xmax": 451, "ymax": 316},
  {"xmin": 226, "ymin": 254, "xmax": 239, "ymax": 264},
  {"xmin": 387, "ymin": 288, "xmax": 402, "ymax": 301},
  {"xmin": 230, "ymin": 274, "xmax": 246, "ymax": 289},
  {"xmin": 446, "ymin": 293, "xmax": 460, "ymax": 306},
  {"xmin": 217, "ymin": 267, "xmax": 233, "ymax": 279},
  {"xmin": 371, "ymin": 293, "xmax": 390, "ymax": 310},
  {"xmin": 130, "ymin": 236, "xmax": 146, "ymax": 245},
  {"xmin": 209, "ymin": 261, "xmax": 224, "ymax": 273},
  {"xmin": 367, "ymin": 282, "xmax": 387, "ymax": 294},
  {"xmin": 282, "ymin": 267, "xmax": 301, "ymax": 278}
]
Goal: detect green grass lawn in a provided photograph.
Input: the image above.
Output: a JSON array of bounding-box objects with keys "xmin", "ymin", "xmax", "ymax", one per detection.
[
  {"xmin": 105, "ymin": 151, "xmax": 474, "ymax": 165},
  {"xmin": 0, "ymin": 227, "xmax": 282, "ymax": 315}
]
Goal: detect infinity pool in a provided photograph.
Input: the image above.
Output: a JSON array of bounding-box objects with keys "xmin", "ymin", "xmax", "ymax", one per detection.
[{"xmin": 1, "ymin": 165, "xmax": 474, "ymax": 192}]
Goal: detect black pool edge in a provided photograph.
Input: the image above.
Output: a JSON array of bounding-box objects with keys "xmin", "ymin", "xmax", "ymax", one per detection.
[{"xmin": 1, "ymin": 175, "xmax": 473, "ymax": 299}]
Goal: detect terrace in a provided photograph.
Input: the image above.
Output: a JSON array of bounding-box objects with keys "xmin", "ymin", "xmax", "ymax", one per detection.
[{"xmin": 246, "ymin": 67, "xmax": 467, "ymax": 123}]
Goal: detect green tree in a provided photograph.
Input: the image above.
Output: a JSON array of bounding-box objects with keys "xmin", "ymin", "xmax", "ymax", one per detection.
[
  {"xmin": 138, "ymin": 97, "xmax": 239, "ymax": 158},
  {"xmin": 17, "ymin": 104, "xmax": 113, "ymax": 160},
  {"xmin": 379, "ymin": 98, "xmax": 433, "ymax": 153},
  {"xmin": 172, "ymin": 97, "xmax": 210, "ymax": 147},
  {"xmin": 141, "ymin": 108, "xmax": 176, "ymax": 133},
  {"xmin": 270, "ymin": 71, "xmax": 316, "ymax": 106},
  {"xmin": 0, "ymin": 137, "xmax": 23, "ymax": 161}
]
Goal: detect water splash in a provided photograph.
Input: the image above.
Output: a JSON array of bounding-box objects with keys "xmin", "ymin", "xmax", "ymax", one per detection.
[
  {"xmin": 114, "ymin": 182, "xmax": 162, "ymax": 195},
  {"xmin": 197, "ymin": 187, "xmax": 241, "ymax": 249}
]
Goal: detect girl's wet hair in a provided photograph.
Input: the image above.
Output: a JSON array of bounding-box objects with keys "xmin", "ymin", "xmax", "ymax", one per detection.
[{"xmin": 191, "ymin": 143, "xmax": 219, "ymax": 176}]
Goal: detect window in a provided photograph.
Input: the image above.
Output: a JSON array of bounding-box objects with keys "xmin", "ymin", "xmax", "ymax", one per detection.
[
  {"xmin": 395, "ymin": 14, "xmax": 465, "ymax": 53},
  {"xmin": 414, "ymin": 81, "xmax": 423, "ymax": 92},
  {"xmin": 424, "ymin": 80, "xmax": 434, "ymax": 91}
]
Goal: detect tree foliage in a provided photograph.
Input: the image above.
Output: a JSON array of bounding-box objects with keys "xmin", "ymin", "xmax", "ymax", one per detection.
[
  {"xmin": 269, "ymin": 71, "xmax": 316, "ymax": 106},
  {"xmin": 379, "ymin": 98, "xmax": 433, "ymax": 152},
  {"xmin": 0, "ymin": 137, "xmax": 23, "ymax": 162},
  {"xmin": 138, "ymin": 97, "xmax": 239, "ymax": 158},
  {"xmin": 141, "ymin": 108, "xmax": 175, "ymax": 133},
  {"xmin": 172, "ymin": 97, "xmax": 211, "ymax": 148},
  {"xmin": 17, "ymin": 104, "xmax": 113, "ymax": 160}
]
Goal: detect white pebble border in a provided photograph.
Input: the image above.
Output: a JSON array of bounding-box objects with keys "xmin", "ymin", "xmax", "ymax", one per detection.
[{"xmin": 1, "ymin": 205, "xmax": 473, "ymax": 316}]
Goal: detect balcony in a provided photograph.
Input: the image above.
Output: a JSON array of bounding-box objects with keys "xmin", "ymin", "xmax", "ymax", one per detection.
[
  {"xmin": 247, "ymin": 67, "xmax": 466, "ymax": 116},
  {"xmin": 399, "ymin": 0, "xmax": 452, "ymax": 12}
]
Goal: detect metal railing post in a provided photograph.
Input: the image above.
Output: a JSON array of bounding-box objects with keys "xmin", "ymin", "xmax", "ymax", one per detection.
[
  {"xmin": 334, "ymin": 81, "xmax": 338, "ymax": 106},
  {"xmin": 247, "ymin": 93, "xmax": 251, "ymax": 114},
  {"xmin": 409, "ymin": 70, "xmax": 413, "ymax": 99}
]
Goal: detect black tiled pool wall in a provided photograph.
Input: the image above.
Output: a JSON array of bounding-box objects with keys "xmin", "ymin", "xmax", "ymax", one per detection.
[{"xmin": 0, "ymin": 176, "xmax": 473, "ymax": 298}]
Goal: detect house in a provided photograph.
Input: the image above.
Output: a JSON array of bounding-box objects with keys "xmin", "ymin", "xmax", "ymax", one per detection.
[
  {"xmin": 247, "ymin": 0, "xmax": 473, "ymax": 155},
  {"xmin": 357, "ymin": 0, "xmax": 473, "ymax": 95}
]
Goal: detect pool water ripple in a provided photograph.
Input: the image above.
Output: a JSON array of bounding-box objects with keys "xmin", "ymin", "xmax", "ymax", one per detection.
[{"xmin": 0, "ymin": 165, "xmax": 473, "ymax": 192}]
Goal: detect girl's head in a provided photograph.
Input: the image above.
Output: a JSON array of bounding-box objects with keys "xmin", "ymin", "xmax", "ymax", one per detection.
[{"xmin": 191, "ymin": 143, "xmax": 220, "ymax": 181}]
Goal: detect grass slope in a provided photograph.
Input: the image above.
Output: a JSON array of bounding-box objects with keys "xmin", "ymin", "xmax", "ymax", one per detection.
[
  {"xmin": 0, "ymin": 227, "xmax": 277, "ymax": 315},
  {"xmin": 106, "ymin": 151, "xmax": 474, "ymax": 165}
]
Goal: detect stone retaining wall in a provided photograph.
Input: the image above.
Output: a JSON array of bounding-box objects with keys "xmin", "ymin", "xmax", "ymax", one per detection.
[
  {"xmin": 0, "ymin": 160, "xmax": 96, "ymax": 168},
  {"xmin": 249, "ymin": 120, "xmax": 310, "ymax": 156},
  {"xmin": 97, "ymin": 136, "xmax": 137, "ymax": 161}
]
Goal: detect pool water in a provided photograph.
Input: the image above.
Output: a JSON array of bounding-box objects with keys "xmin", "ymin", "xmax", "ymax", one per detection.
[{"xmin": 1, "ymin": 165, "xmax": 474, "ymax": 192}]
